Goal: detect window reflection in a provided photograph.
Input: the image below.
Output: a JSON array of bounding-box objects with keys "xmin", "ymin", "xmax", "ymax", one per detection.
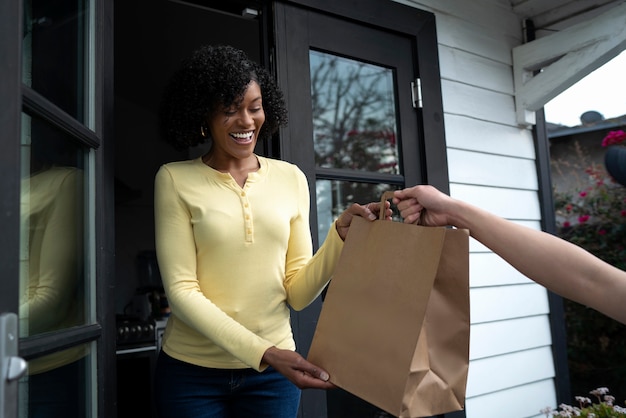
[
  {"xmin": 19, "ymin": 112, "xmax": 86, "ymax": 338},
  {"xmin": 19, "ymin": 344, "xmax": 92, "ymax": 418},
  {"xmin": 22, "ymin": 0, "xmax": 88, "ymax": 122},
  {"xmin": 309, "ymin": 50, "xmax": 400, "ymax": 174}
]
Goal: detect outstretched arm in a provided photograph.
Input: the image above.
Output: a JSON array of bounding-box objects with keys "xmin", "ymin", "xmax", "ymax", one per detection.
[{"xmin": 393, "ymin": 185, "xmax": 626, "ymax": 325}]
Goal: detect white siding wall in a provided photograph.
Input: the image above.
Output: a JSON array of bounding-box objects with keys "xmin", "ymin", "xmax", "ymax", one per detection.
[{"xmin": 393, "ymin": 1, "xmax": 559, "ymax": 417}]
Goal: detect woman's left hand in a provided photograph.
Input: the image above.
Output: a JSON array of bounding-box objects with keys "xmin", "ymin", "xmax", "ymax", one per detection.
[
  {"xmin": 262, "ymin": 346, "xmax": 336, "ymax": 390},
  {"xmin": 335, "ymin": 200, "xmax": 392, "ymax": 241}
]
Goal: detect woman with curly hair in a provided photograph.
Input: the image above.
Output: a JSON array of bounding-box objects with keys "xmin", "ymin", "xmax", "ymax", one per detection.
[{"xmin": 153, "ymin": 45, "xmax": 389, "ymax": 418}]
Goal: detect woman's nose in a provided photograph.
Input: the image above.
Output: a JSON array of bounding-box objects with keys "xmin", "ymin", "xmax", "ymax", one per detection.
[{"xmin": 239, "ymin": 110, "xmax": 254, "ymax": 125}]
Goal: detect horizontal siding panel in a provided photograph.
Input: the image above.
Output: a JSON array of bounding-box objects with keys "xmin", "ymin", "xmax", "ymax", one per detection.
[
  {"xmin": 466, "ymin": 346, "xmax": 556, "ymax": 397},
  {"xmin": 392, "ymin": 2, "xmax": 560, "ymax": 416},
  {"xmin": 470, "ymin": 316, "xmax": 552, "ymax": 360},
  {"xmin": 439, "ymin": 45, "xmax": 514, "ymax": 94},
  {"xmin": 465, "ymin": 379, "xmax": 557, "ymax": 418},
  {"xmin": 442, "ymin": 80, "xmax": 518, "ymax": 126},
  {"xmin": 444, "ymin": 114, "xmax": 535, "ymax": 158},
  {"xmin": 429, "ymin": 13, "xmax": 519, "ymax": 64},
  {"xmin": 447, "ymin": 149, "xmax": 539, "ymax": 189},
  {"xmin": 468, "ymin": 220, "xmax": 540, "ymax": 253},
  {"xmin": 470, "ymin": 283, "xmax": 550, "ymax": 324},
  {"xmin": 396, "ymin": 0, "xmax": 520, "ymax": 41},
  {"xmin": 450, "ymin": 184, "xmax": 541, "ymax": 220},
  {"xmin": 469, "ymin": 238, "xmax": 492, "ymax": 253},
  {"xmin": 401, "ymin": 0, "xmax": 519, "ymax": 36},
  {"xmin": 470, "ymin": 252, "xmax": 533, "ymax": 287}
]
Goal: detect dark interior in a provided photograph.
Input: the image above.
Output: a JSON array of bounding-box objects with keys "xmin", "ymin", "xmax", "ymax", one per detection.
[
  {"xmin": 113, "ymin": 0, "xmax": 260, "ymax": 317},
  {"xmin": 113, "ymin": 2, "xmax": 261, "ymax": 416}
]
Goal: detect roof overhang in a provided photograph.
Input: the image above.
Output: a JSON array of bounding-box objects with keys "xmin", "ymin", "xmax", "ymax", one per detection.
[{"xmin": 512, "ymin": 1, "xmax": 626, "ymax": 126}]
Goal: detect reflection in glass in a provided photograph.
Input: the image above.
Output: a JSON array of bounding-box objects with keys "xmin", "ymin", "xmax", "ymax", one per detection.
[
  {"xmin": 22, "ymin": 0, "xmax": 89, "ymax": 122},
  {"xmin": 19, "ymin": 112, "xmax": 87, "ymax": 338},
  {"xmin": 19, "ymin": 343, "xmax": 92, "ymax": 418},
  {"xmin": 316, "ymin": 180, "xmax": 396, "ymax": 244},
  {"xmin": 309, "ymin": 50, "xmax": 400, "ymax": 174}
]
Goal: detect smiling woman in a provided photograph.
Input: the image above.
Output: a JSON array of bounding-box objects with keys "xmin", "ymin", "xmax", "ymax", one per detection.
[
  {"xmin": 158, "ymin": 45, "xmax": 287, "ymax": 152},
  {"xmin": 201, "ymin": 80, "xmax": 265, "ymax": 186},
  {"xmin": 151, "ymin": 44, "xmax": 387, "ymax": 418}
]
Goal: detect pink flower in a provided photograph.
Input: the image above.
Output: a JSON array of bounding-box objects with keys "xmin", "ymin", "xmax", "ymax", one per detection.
[
  {"xmin": 598, "ymin": 229, "xmax": 607, "ymax": 235},
  {"xmin": 602, "ymin": 130, "xmax": 626, "ymax": 147},
  {"xmin": 579, "ymin": 191, "xmax": 587, "ymax": 198},
  {"xmin": 578, "ymin": 214, "xmax": 590, "ymax": 223},
  {"xmin": 566, "ymin": 204, "xmax": 573, "ymax": 212},
  {"xmin": 621, "ymin": 210, "xmax": 626, "ymax": 217},
  {"xmin": 563, "ymin": 221, "xmax": 571, "ymax": 228}
]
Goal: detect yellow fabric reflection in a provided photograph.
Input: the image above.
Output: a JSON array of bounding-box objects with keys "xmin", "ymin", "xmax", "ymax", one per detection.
[{"xmin": 20, "ymin": 166, "xmax": 85, "ymax": 374}]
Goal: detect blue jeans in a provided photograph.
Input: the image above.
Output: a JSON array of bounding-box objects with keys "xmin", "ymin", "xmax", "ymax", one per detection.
[{"xmin": 153, "ymin": 350, "xmax": 301, "ymax": 418}]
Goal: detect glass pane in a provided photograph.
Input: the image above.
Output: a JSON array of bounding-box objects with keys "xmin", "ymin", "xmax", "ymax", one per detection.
[
  {"xmin": 19, "ymin": 343, "xmax": 93, "ymax": 418},
  {"xmin": 19, "ymin": 112, "xmax": 87, "ymax": 338},
  {"xmin": 316, "ymin": 180, "xmax": 397, "ymax": 244},
  {"xmin": 22, "ymin": 0, "xmax": 89, "ymax": 122},
  {"xmin": 309, "ymin": 50, "xmax": 400, "ymax": 174}
]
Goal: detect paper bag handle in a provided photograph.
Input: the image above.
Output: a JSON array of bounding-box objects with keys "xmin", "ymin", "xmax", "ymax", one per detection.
[
  {"xmin": 379, "ymin": 191, "xmax": 395, "ymax": 221},
  {"xmin": 380, "ymin": 190, "xmax": 429, "ymax": 225}
]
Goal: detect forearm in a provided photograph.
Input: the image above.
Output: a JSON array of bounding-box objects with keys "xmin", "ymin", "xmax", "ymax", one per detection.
[
  {"xmin": 285, "ymin": 222, "xmax": 343, "ymax": 310},
  {"xmin": 450, "ymin": 200, "xmax": 626, "ymax": 322}
]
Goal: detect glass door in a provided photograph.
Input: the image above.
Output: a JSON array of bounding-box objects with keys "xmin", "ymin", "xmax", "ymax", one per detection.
[
  {"xmin": 1, "ymin": 0, "xmax": 114, "ymax": 416},
  {"xmin": 19, "ymin": 1, "xmax": 99, "ymax": 416},
  {"xmin": 273, "ymin": 2, "xmax": 449, "ymax": 417}
]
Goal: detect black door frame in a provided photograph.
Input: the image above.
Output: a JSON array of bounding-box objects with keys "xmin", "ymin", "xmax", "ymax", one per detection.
[
  {"xmin": 0, "ymin": 0, "xmax": 22, "ymax": 316},
  {"xmin": 273, "ymin": 1, "xmax": 454, "ymax": 417}
]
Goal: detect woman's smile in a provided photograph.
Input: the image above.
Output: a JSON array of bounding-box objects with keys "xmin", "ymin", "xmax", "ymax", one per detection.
[{"xmin": 230, "ymin": 130, "xmax": 255, "ymax": 144}]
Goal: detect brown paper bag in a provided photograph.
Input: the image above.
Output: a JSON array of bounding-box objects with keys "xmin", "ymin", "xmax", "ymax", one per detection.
[{"xmin": 308, "ymin": 192, "xmax": 470, "ymax": 418}]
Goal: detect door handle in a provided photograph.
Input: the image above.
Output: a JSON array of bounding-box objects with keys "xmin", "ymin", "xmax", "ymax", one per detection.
[{"xmin": 1, "ymin": 312, "xmax": 27, "ymax": 418}]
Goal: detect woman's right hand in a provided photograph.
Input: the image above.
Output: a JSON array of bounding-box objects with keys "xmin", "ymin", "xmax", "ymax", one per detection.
[{"xmin": 335, "ymin": 200, "xmax": 392, "ymax": 240}]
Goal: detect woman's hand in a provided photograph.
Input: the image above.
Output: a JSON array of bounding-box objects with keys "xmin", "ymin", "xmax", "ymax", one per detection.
[
  {"xmin": 335, "ymin": 201, "xmax": 392, "ymax": 240},
  {"xmin": 262, "ymin": 346, "xmax": 336, "ymax": 390}
]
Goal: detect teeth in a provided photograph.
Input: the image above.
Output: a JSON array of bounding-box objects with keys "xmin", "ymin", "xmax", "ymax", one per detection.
[{"xmin": 231, "ymin": 132, "xmax": 253, "ymax": 139}]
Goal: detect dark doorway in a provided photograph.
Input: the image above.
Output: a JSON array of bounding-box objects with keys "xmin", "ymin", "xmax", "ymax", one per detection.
[{"xmin": 113, "ymin": 1, "xmax": 263, "ymax": 417}]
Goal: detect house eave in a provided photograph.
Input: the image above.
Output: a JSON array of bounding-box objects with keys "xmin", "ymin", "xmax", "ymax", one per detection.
[{"xmin": 512, "ymin": 2, "xmax": 626, "ymax": 127}]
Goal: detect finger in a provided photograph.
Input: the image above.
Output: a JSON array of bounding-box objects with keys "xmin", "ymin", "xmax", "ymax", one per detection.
[
  {"xmin": 393, "ymin": 188, "xmax": 413, "ymax": 201},
  {"xmin": 296, "ymin": 373, "xmax": 336, "ymax": 390},
  {"xmin": 314, "ymin": 368, "xmax": 330, "ymax": 382},
  {"xmin": 297, "ymin": 360, "xmax": 330, "ymax": 382},
  {"xmin": 395, "ymin": 197, "xmax": 417, "ymax": 211},
  {"xmin": 362, "ymin": 204, "xmax": 377, "ymax": 220},
  {"xmin": 400, "ymin": 207, "xmax": 422, "ymax": 224}
]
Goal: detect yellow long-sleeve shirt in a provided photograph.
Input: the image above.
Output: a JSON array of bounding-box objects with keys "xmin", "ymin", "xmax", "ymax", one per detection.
[{"xmin": 154, "ymin": 156, "xmax": 344, "ymax": 371}]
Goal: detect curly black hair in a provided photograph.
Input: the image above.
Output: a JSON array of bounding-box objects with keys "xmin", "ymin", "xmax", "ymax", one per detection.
[{"xmin": 159, "ymin": 45, "xmax": 288, "ymax": 151}]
